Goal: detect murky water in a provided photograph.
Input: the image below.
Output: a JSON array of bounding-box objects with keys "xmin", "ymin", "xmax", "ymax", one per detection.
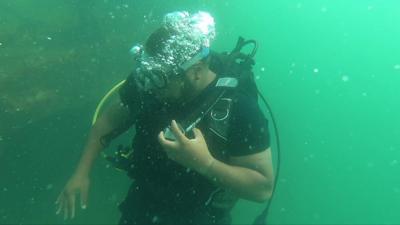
[{"xmin": 1, "ymin": 1, "xmax": 399, "ymax": 224}]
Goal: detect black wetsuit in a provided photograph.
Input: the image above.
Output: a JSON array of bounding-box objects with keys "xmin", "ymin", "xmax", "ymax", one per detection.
[{"xmin": 117, "ymin": 74, "xmax": 270, "ymax": 225}]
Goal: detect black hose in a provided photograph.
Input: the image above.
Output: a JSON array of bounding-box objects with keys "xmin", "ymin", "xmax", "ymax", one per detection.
[{"xmin": 253, "ymin": 90, "xmax": 281, "ymax": 225}]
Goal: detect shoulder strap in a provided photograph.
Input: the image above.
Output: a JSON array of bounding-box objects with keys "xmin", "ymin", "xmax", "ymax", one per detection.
[
  {"xmin": 163, "ymin": 77, "xmax": 238, "ymax": 140},
  {"xmin": 209, "ymin": 37, "xmax": 259, "ymax": 100}
]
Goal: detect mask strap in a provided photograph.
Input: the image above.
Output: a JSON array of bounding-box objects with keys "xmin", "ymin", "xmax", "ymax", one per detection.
[{"xmin": 179, "ymin": 47, "xmax": 210, "ymax": 71}]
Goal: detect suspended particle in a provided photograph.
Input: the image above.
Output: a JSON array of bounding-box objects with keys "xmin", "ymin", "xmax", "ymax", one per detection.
[
  {"xmin": 152, "ymin": 216, "xmax": 160, "ymax": 223},
  {"xmin": 390, "ymin": 160, "xmax": 398, "ymax": 167},
  {"xmin": 313, "ymin": 68, "xmax": 319, "ymax": 73},
  {"xmin": 260, "ymin": 67, "xmax": 265, "ymax": 72},
  {"xmin": 29, "ymin": 197, "xmax": 36, "ymax": 204},
  {"xmin": 109, "ymin": 12, "xmax": 115, "ymax": 19},
  {"xmin": 394, "ymin": 64, "xmax": 400, "ymax": 70},
  {"xmin": 46, "ymin": 184, "xmax": 54, "ymax": 190},
  {"xmin": 341, "ymin": 75, "xmax": 349, "ymax": 82}
]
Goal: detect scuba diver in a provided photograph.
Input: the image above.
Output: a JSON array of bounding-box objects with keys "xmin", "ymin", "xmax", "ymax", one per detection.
[{"xmin": 56, "ymin": 11, "xmax": 275, "ymax": 225}]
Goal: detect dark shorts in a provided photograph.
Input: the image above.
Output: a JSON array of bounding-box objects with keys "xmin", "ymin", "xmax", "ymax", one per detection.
[{"xmin": 118, "ymin": 183, "xmax": 232, "ymax": 225}]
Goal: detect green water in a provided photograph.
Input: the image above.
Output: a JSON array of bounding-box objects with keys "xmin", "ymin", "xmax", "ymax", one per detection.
[{"xmin": 1, "ymin": 0, "xmax": 399, "ymax": 224}]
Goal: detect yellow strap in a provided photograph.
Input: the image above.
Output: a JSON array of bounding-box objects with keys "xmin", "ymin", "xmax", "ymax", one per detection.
[{"xmin": 91, "ymin": 80, "xmax": 126, "ymax": 125}]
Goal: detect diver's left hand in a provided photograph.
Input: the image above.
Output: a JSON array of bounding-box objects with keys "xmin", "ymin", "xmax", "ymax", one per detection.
[{"xmin": 158, "ymin": 120, "xmax": 215, "ymax": 173}]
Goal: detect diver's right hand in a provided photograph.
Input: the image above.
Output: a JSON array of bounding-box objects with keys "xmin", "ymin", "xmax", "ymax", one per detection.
[{"xmin": 55, "ymin": 174, "xmax": 90, "ymax": 220}]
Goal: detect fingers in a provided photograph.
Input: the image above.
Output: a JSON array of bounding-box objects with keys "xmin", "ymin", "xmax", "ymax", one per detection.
[
  {"xmin": 80, "ymin": 188, "xmax": 88, "ymax": 210},
  {"xmin": 55, "ymin": 192, "xmax": 62, "ymax": 205},
  {"xmin": 68, "ymin": 193, "xmax": 76, "ymax": 219},
  {"xmin": 170, "ymin": 120, "xmax": 188, "ymax": 143},
  {"xmin": 158, "ymin": 131, "xmax": 175, "ymax": 146},
  {"xmin": 55, "ymin": 192, "xmax": 64, "ymax": 215},
  {"xmin": 192, "ymin": 128, "xmax": 204, "ymax": 139},
  {"xmin": 63, "ymin": 196, "xmax": 68, "ymax": 220},
  {"xmin": 56, "ymin": 190, "xmax": 78, "ymax": 220}
]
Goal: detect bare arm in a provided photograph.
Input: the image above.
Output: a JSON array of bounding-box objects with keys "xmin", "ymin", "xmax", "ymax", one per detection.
[
  {"xmin": 74, "ymin": 101, "xmax": 135, "ymax": 176},
  {"xmin": 158, "ymin": 121, "xmax": 274, "ymax": 203},
  {"xmin": 56, "ymin": 100, "xmax": 136, "ymax": 219},
  {"xmin": 200, "ymin": 148, "xmax": 274, "ymax": 203}
]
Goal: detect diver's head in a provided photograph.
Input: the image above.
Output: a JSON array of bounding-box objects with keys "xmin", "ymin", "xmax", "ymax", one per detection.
[
  {"xmin": 131, "ymin": 11, "xmax": 216, "ymax": 103},
  {"xmin": 152, "ymin": 57, "xmax": 216, "ymax": 103}
]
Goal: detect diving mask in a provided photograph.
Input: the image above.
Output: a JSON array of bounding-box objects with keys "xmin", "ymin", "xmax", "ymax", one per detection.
[
  {"xmin": 130, "ymin": 44, "xmax": 210, "ymax": 92},
  {"xmin": 129, "ymin": 11, "xmax": 215, "ymax": 93}
]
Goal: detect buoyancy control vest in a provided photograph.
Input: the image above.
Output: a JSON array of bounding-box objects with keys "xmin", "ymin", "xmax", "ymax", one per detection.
[{"xmin": 95, "ymin": 37, "xmax": 279, "ymax": 225}]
